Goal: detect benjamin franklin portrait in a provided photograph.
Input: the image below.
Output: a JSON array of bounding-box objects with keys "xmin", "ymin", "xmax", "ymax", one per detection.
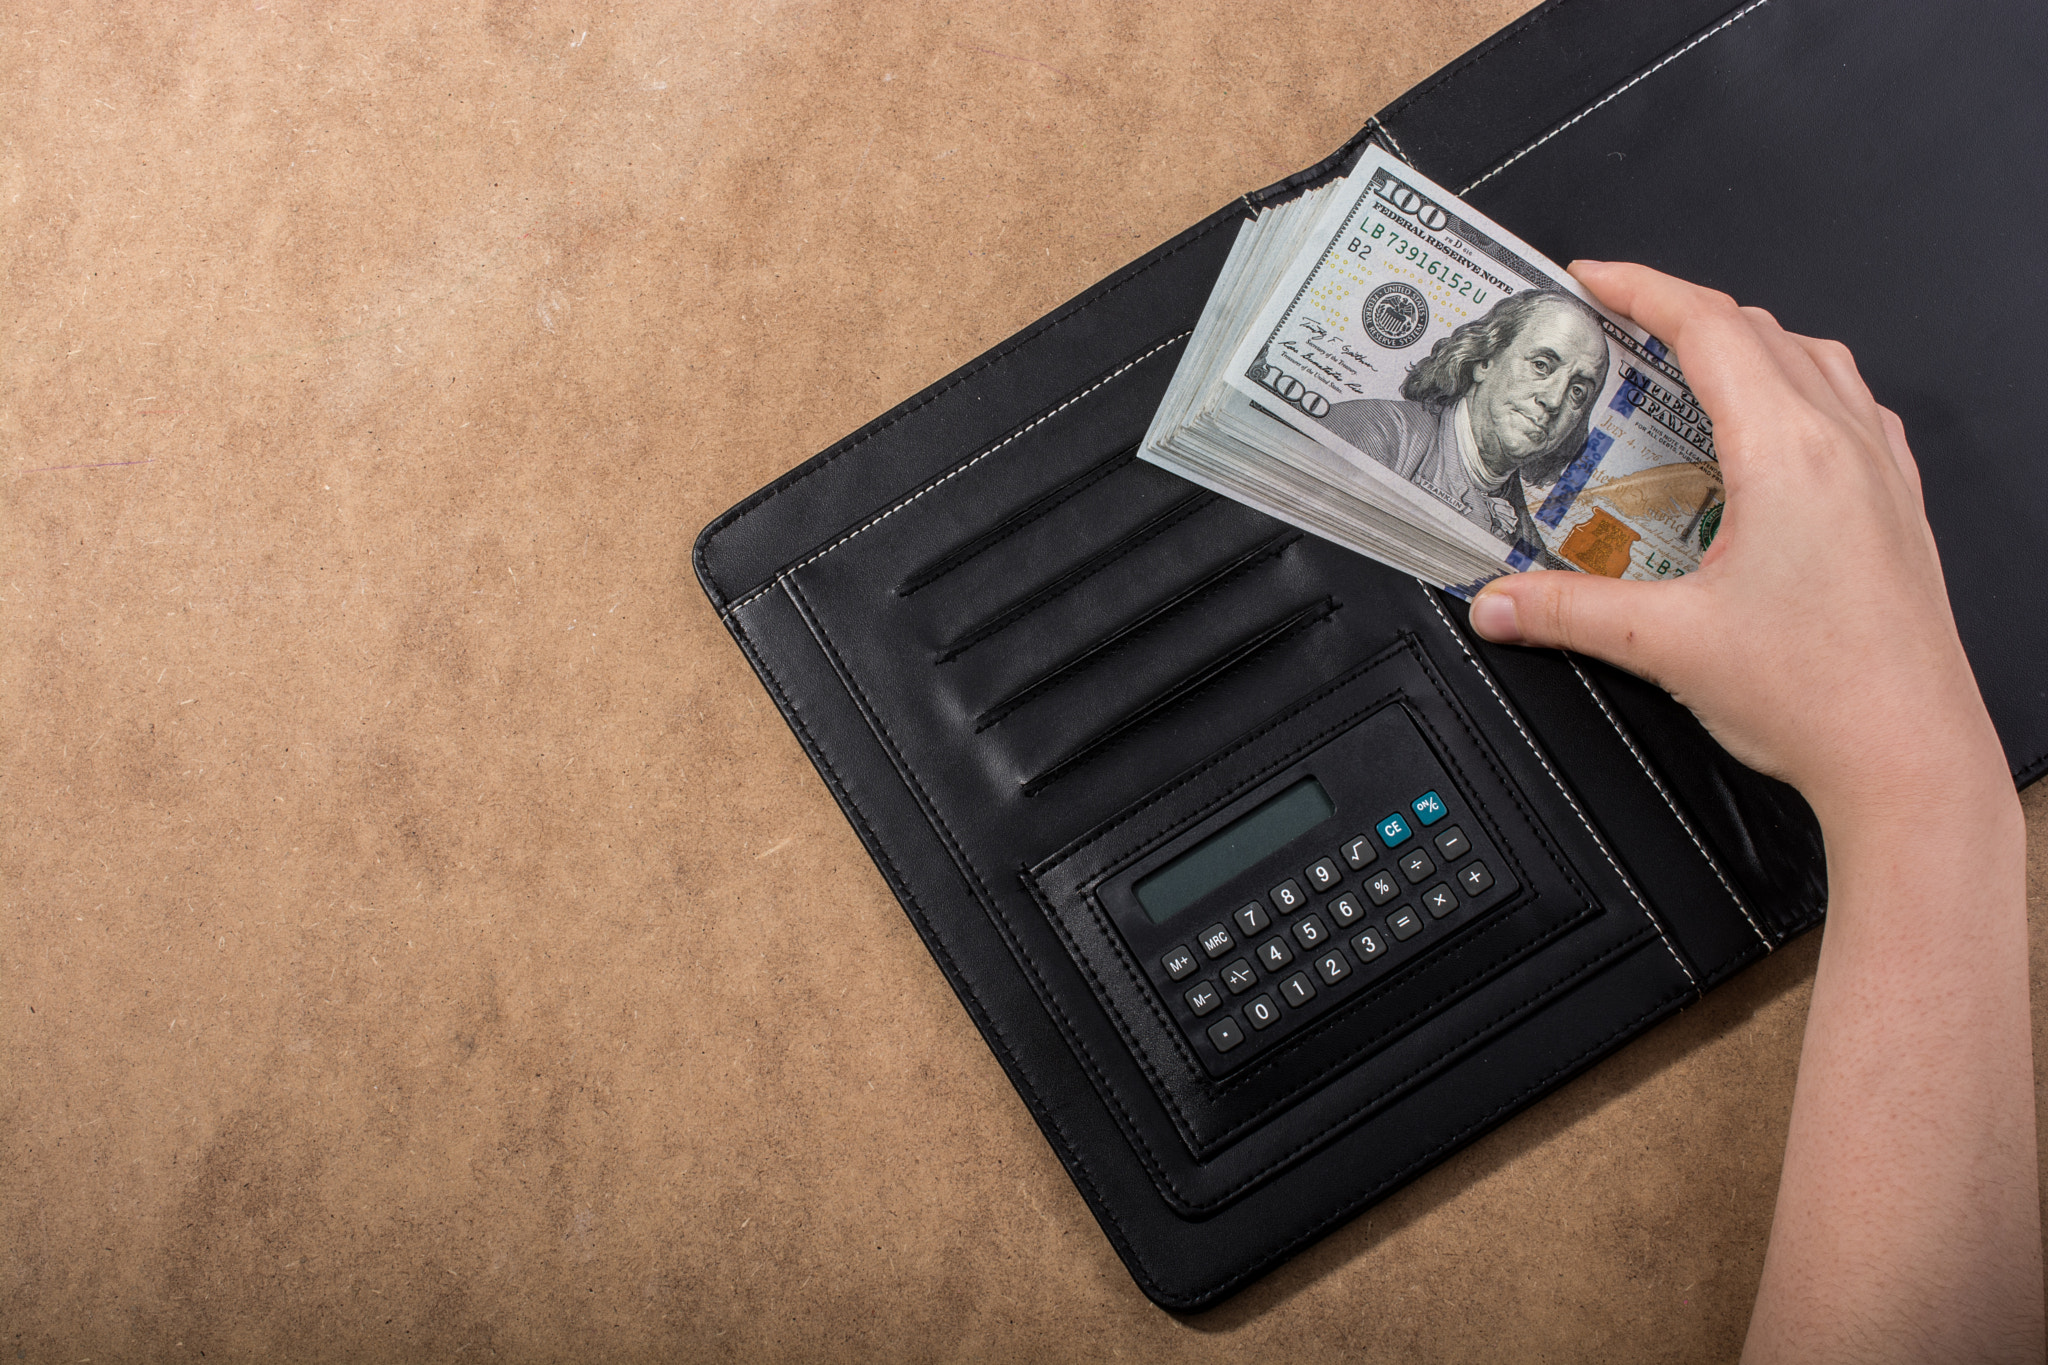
[{"xmin": 1321, "ymin": 289, "xmax": 1611, "ymax": 557}]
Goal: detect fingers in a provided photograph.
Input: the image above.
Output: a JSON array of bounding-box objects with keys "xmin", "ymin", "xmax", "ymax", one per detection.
[
  {"xmin": 1793, "ymin": 334, "xmax": 1884, "ymax": 429},
  {"xmin": 1567, "ymin": 262, "xmax": 1803, "ymax": 460},
  {"xmin": 1878, "ymin": 406, "xmax": 1925, "ymax": 503},
  {"xmin": 1468, "ymin": 572, "xmax": 1691, "ymax": 687}
]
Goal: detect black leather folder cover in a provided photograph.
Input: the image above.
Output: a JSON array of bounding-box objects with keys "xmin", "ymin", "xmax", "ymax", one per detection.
[{"xmin": 695, "ymin": 0, "xmax": 2048, "ymax": 1309}]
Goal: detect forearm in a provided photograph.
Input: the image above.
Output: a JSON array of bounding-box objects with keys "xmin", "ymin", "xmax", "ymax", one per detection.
[{"xmin": 1744, "ymin": 746, "xmax": 2043, "ymax": 1362}]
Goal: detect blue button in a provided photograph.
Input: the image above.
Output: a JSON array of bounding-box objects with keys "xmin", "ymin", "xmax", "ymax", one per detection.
[
  {"xmin": 1376, "ymin": 813, "xmax": 1413, "ymax": 847},
  {"xmin": 1411, "ymin": 791, "xmax": 1448, "ymax": 826}
]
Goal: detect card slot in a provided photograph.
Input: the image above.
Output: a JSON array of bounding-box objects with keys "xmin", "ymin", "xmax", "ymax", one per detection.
[
  {"xmin": 896, "ymin": 442, "xmax": 1140, "ymax": 598},
  {"xmin": 933, "ymin": 489, "xmax": 1216, "ymax": 665},
  {"xmin": 1020, "ymin": 596, "xmax": 1339, "ymax": 798},
  {"xmin": 973, "ymin": 529, "xmax": 1302, "ymax": 732}
]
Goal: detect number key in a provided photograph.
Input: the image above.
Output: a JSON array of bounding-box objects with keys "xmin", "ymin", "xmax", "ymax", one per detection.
[
  {"xmin": 1233, "ymin": 901, "xmax": 1271, "ymax": 937},
  {"xmin": 1326, "ymin": 891, "xmax": 1365, "ymax": 927},
  {"xmin": 1305, "ymin": 857, "xmax": 1341, "ymax": 893},
  {"xmin": 1351, "ymin": 927, "xmax": 1386, "ymax": 962},
  {"xmin": 1269, "ymin": 879, "xmax": 1307, "ymax": 913},
  {"xmin": 1245, "ymin": 994, "xmax": 1281, "ymax": 1031},
  {"xmin": 1257, "ymin": 936, "xmax": 1295, "ymax": 973},
  {"xmin": 1279, "ymin": 972, "xmax": 1316, "ymax": 1008},
  {"xmin": 1314, "ymin": 950, "xmax": 1351, "ymax": 985},
  {"xmin": 1291, "ymin": 914, "xmax": 1330, "ymax": 950}
]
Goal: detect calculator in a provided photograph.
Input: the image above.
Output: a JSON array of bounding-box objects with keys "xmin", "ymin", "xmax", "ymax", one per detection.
[{"xmin": 1099, "ymin": 704, "xmax": 1519, "ymax": 1075}]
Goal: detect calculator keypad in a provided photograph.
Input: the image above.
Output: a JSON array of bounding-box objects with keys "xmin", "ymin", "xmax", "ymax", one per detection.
[{"xmin": 1144, "ymin": 775, "xmax": 1519, "ymax": 1074}]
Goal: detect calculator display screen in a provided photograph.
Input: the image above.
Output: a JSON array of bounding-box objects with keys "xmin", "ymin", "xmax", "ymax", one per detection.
[{"xmin": 1133, "ymin": 777, "xmax": 1335, "ymax": 924}]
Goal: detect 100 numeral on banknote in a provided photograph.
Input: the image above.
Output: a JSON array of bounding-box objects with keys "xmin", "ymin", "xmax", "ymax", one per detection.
[{"xmin": 1228, "ymin": 147, "xmax": 1724, "ymax": 587}]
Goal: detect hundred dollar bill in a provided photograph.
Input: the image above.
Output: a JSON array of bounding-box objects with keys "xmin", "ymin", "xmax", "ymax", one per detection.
[{"xmin": 1144, "ymin": 143, "xmax": 1723, "ymax": 596}]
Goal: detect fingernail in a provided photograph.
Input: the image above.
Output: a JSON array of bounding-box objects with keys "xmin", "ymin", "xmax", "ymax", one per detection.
[
  {"xmin": 1469, "ymin": 591, "xmax": 1521, "ymax": 643},
  {"xmin": 1568, "ymin": 258, "xmax": 1609, "ymax": 269}
]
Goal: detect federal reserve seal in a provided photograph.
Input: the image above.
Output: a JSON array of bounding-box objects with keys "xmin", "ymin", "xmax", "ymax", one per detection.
[{"xmin": 1361, "ymin": 282, "xmax": 1429, "ymax": 349}]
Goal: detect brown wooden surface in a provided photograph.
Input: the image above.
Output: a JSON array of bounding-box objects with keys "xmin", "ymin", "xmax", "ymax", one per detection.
[{"xmin": 6, "ymin": 2, "xmax": 2044, "ymax": 1359}]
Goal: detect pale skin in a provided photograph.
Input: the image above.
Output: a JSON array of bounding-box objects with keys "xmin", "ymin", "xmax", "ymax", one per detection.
[{"xmin": 1467, "ymin": 261, "xmax": 2043, "ymax": 1362}]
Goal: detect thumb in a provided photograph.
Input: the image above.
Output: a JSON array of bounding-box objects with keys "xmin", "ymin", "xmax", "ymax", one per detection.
[{"xmin": 1467, "ymin": 570, "xmax": 1685, "ymax": 686}]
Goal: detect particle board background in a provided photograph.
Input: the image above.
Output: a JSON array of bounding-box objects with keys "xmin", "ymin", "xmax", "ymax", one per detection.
[{"xmin": 5, "ymin": 2, "xmax": 2045, "ymax": 1361}]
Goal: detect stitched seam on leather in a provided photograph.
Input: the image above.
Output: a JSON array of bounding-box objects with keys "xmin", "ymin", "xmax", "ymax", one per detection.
[
  {"xmin": 722, "ymin": 334, "xmax": 1191, "ymax": 616},
  {"xmin": 1365, "ymin": 116, "xmax": 1409, "ymax": 165},
  {"xmin": 778, "ymin": 573, "xmax": 1197, "ymax": 1205},
  {"xmin": 1423, "ymin": 588, "xmax": 1701, "ymax": 993},
  {"xmin": 1194, "ymin": 980, "xmax": 1689, "ymax": 1306},
  {"xmin": 721, "ymin": 598, "xmax": 1163, "ymax": 1291},
  {"xmin": 1567, "ymin": 657, "xmax": 1772, "ymax": 949},
  {"xmin": 1460, "ymin": 0, "xmax": 1775, "ymax": 195}
]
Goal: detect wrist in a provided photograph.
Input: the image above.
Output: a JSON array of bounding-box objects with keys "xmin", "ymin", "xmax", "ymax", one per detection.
[{"xmin": 1809, "ymin": 739, "xmax": 2023, "ymax": 900}]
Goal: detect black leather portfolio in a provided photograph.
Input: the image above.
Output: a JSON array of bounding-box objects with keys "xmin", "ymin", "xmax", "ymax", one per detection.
[{"xmin": 695, "ymin": 0, "xmax": 2048, "ymax": 1309}]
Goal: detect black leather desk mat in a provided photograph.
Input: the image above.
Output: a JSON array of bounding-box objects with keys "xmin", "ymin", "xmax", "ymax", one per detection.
[{"xmin": 698, "ymin": 0, "xmax": 2046, "ymax": 1307}]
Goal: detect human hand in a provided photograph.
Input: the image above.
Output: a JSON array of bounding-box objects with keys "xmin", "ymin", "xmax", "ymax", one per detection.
[{"xmin": 1466, "ymin": 261, "xmax": 2006, "ymax": 826}]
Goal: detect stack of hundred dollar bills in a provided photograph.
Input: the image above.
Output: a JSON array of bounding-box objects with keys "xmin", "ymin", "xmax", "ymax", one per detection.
[{"xmin": 1141, "ymin": 144, "xmax": 1724, "ymax": 597}]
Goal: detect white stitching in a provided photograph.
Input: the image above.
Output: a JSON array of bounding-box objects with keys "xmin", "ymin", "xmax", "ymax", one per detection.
[
  {"xmin": 1422, "ymin": 587, "xmax": 1699, "ymax": 992},
  {"xmin": 1567, "ymin": 657, "xmax": 1772, "ymax": 950},
  {"xmin": 1459, "ymin": 0, "xmax": 1775, "ymax": 196},
  {"xmin": 1368, "ymin": 116, "xmax": 1411, "ymax": 166},
  {"xmin": 720, "ymin": 333, "xmax": 1191, "ymax": 617}
]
